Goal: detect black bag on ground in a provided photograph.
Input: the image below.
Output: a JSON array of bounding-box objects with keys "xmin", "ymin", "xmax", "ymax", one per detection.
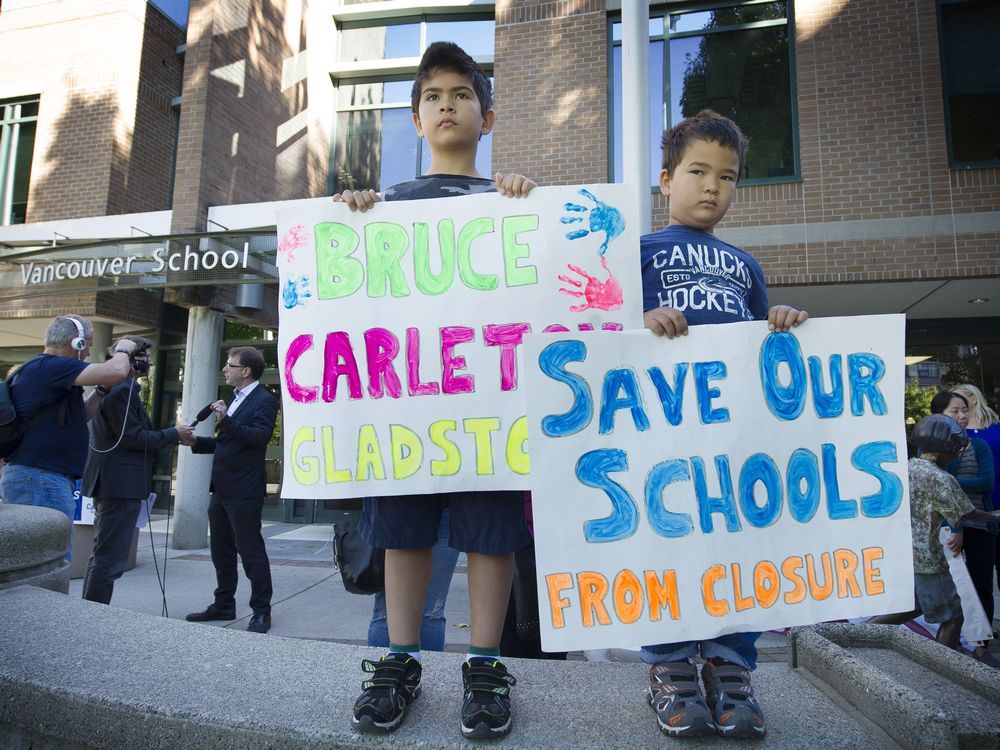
[{"xmin": 332, "ymin": 519, "xmax": 385, "ymax": 595}]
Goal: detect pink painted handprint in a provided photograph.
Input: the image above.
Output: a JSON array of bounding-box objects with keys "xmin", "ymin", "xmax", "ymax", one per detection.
[
  {"xmin": 558, "ymin": 256, "xmax": 623, "ymax": 312},
  {"xmin": 277, "ymin": 224, "xmax": 308, "ymax": 263}
]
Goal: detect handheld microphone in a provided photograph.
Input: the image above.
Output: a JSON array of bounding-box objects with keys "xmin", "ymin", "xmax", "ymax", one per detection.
[{"xmin": 191, "ymin": 404, "xmax": 214, "ymax": 426}]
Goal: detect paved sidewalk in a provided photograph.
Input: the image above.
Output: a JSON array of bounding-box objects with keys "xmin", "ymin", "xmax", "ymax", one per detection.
[
  {"xmin": 70, "ymin": 516, "xmax": 462, "ymax": 646},
  {"xmin": 70, "ymin": 515, "xmax": 793, "ymax": 657},
  {"xmin": 71, "ymin": 515, "xmax": 1000, "ymax": 664}
]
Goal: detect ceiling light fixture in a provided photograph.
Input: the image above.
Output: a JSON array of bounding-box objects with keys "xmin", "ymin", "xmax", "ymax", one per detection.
[{"xmin": 968, "ymin": 297, "xmax": 989, "ymax": 304}]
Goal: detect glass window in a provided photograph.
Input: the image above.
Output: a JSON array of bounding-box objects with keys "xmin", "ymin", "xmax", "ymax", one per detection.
[
  {"xmin": 336, "ymin": 106, "xmax": 419, "ymax": 192},
  {"xmin": 0, "ymin": 97, "xmax": 39, "ymax": 225},
  {"xmin": 426, "ymin": 19, "xmax": 494, "ymax": 57},
  {"xmin": 340, "ymin": 23, "xmax": 421, "ymax": 62},
  {"xmin": 905, "ymin": 342, "xmax": 1000, "ymax": 416},
  {"xmin": 611, "ymin": 40, "xmax": 664, "ymax": 186},
  {"xmin": 938, "ymin": 0, "xmax": 1000, "ymax": 166},
  {"xmin": 333, "ymin": 17, "xmax": 495, "ymax": 193},
  {"xmin": 610, "ymin": 2, "xmax": 797, "ymax": 186},
  {"xmin": 670, "ymin": 1, "xmax": 787, "ymax": 33}
]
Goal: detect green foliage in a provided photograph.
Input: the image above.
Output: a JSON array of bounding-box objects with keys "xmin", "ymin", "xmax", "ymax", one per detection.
[
  {"xmin": 270, "ymin": 408, "xmax": 282, "ymax": 447},
  {"xmin": 904, "ymin": 378, "xmax": 936, "ymax": 425},
  {"xmin": 224, "ymin": 321, "xmax": 268, "ymax": 341}
]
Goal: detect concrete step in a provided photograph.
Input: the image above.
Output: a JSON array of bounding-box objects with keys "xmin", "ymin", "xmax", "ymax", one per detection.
[
  {"xmin": 2, "ymin": 586, "xmax": 890, "ymax": 749},
  {"xmin": 790, "ymin": 624, "xmax": 1000, "ymax": 750}
]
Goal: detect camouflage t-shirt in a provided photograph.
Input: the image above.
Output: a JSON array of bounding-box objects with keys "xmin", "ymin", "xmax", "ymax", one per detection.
[
  {"xmin": 907, "ymin": 457, "xmax": 974, "ymax": 574},
  {"xmin": 383, "ymin": 174, "xmax": 494, "ymax": 202}
]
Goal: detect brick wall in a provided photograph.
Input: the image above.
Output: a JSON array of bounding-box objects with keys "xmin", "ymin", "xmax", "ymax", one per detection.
[
  {"xmin": 170, "ymin": 0, "xmax": 326, "ymax": 234},
  {"xmin": 167, "ymin": 0, "xmax": 334, "ymax": 327},
  {"xmin": 674, "ymin": 0, "xmax": 998, "ymax": 287},
  {"xmin": 491, "ymin": 0, "xmax": 999, "ymax": 287},
  {"xmin": 0, "ymin": 0, "xmax": 183, "ymax": 222},
  {"xmin": 494, "ymin": 0, "xmax": 608, "ymax": 185},
  {"xmin": 107, "ymin": 4, "xmax": 185, "ymax": 214}
]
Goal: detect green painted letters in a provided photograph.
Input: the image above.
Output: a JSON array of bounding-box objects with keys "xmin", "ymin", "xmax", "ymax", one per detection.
[
  {"xmin": 413, "ymin": 220, "xmax": 456, "ymax": 295},
  {"xmin": 457, "ymin": 217, "xmax": 498, "ymax": 291},
  {"xmin": 314, "ymin": 222, "xmax": 363, "ymax": 300},
  {"xmin": 502, "ymin": 214, "xmax": 538, "ymax": 287},
  {"xmin": 365, "ymin": 222, "xmax": 411, "ymax": 298}
]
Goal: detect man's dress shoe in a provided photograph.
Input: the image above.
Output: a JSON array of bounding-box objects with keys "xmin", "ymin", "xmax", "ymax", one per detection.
[
  {"xmin": 185, "ymin": 604, "xmax": 236, "ymax": 622},
  {"xmin": 247, "ymin": 613, "xmax": 271, "ymax": 634}
]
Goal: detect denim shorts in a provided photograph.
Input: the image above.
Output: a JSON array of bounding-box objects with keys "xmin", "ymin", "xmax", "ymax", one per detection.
[
  {"xmin": 359, "ymin": 490, "xmax": 530, "ymax": 555},
  {"xmin": 914, "ymin": 572, "xmax": 963, "ymax": 624}
]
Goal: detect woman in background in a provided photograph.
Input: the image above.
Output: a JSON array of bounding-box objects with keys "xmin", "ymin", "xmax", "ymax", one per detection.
[
  {"xmin": 931, "ymin": 390, "xmax": 997, "ymax": 666},
  {"xmin": 953, "ymin": 383, "xmax": 1000, "ymax": 643}
]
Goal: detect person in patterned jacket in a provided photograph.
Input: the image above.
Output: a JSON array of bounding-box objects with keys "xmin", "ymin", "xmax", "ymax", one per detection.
[{"xmin": 872, "ymin": 413, "xmax": 1000, "ymax": 650}]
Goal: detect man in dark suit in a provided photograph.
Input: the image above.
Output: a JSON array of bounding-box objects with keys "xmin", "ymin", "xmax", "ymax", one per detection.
[
  {"xmin": 81, "ymin": 338, "xmax": 192, "ymax": 605},
  {"xmin": 183, "ymin": 346, "xmax": 278, "ymax": 634}
]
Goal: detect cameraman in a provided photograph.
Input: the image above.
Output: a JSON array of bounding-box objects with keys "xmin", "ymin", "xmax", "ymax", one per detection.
[
  {"xmin": 1, "ymin": 315, "xmax": 138, "ymax": 560},
  {"xmin": 81, "ymin": 337, "xmax": 193, "ymax": 605}
]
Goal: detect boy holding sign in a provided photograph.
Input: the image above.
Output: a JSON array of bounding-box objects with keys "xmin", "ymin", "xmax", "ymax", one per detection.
[
  {"xmin": 335, "ymin": 42, "xmax": 535, "ymax": 740},
  {"xmin": 640, "ymin": 110, "xmax": 808, "ymax": 738}
]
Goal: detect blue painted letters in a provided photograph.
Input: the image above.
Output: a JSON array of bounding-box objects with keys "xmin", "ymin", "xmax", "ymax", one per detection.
[
  {"xmin": 539, "ymin": 340, "xmax": 593, "ymax": 437},
  {"xmin": 645, "ymin": 460, "xmax": 693, "ymax": 537},
  {"xmin": 599, "ymin": 368, "xmax": 650, "ymax": 435},
  {"xmin": 760, "ymin": 333, "xmax": 807, "ymax": 421},
  {"xmin": 576, "ymin": 449, "xmax": 638, "ymax": 542},
  {"xmin": 693, "ymin": 361, "xmax": 730, "ymax": 424}
]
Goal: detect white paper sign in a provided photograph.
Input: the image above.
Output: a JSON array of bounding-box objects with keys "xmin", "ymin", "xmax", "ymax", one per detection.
[
  {"xmin": 276, "ymin": 185, "xmax": 642, "ymax": 499},
  {"xmin": 522, "ymin": 315, "xmax": 913, "ymax": 652},
  {"xmin": 73, "ymin": 484, "xmax": 95, "ymax": 525}
]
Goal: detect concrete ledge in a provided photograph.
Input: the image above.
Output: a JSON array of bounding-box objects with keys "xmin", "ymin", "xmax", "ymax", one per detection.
[
  {"xmin": 790, "ymin": 625, "xmax": 956, "ymax": 749},
  {"xmin": 807, "ymin": 623, "xmax": 1000, "ymax": 705},
  {"xmin": 790, "ymin": 623, "xmax": 1000, "ymax": 750},
  {"xmin": 0, "ymin": 586, "xmax": 886, "ymax": 749},
  {"xmin": 0, "ymin": 504, "xmax": 70, "ymax": 594}
]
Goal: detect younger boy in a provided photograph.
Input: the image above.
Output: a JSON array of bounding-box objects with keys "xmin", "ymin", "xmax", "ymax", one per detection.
[
  {"xmin": 872, "ymin": 414, "xmax": 1000, "ymax": 649},
  {"xmin": 334, "ymin": 42, "xmax": 534, "ymax": 740},
  {"xmin": 640, "ymin": 110, "xmax": 807, "ymax": 739}
]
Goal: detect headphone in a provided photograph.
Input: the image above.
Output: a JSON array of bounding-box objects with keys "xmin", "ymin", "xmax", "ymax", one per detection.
[{"xmin": 66, "ymin": 316, "xmax": 88, "ymax": 352}]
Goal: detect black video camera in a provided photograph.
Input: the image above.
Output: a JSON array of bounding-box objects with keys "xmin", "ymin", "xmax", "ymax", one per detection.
[{"xmin": 130, "ymin": 341, "xmax": 152, "ymax": 376}]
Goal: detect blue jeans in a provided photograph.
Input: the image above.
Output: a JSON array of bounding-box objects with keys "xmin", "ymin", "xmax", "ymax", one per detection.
[
  {"xmin": 368, "ymin": 509, "xmax": 460, "ymax": 651},
  {"xmin": 641, "ymin": 633, "xmax": 761, "ymax": 671},
  {"xmin": 0, "ymin": 463, "xmax": 76, "ymax": 561}
]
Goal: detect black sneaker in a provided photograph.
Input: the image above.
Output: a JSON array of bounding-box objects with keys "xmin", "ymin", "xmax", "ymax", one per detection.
[
  {"xmin": 352, "ymin": 653, "xmax": 422, "ymax": 733},
  {"xmin": 460, "ymin": 657, "xmax": 516, "ymax": 740}
]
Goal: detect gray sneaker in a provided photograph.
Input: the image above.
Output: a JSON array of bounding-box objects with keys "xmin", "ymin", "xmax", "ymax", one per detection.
[{"xmin": 647, "ymin": 661, "xmax": 715, "ymax": 737}]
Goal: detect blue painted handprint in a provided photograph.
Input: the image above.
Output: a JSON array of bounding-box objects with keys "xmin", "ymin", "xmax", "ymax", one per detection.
[
  {"xmin": 561, "ymin": 189, "xmax": 626, "ymax": 256},
  {"xmin": 283, "ymin": 275, "xmax": 312, "ymax": 309}
]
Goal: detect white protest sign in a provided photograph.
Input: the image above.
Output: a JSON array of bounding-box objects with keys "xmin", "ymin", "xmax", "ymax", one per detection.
[
  {"xmin": 276, "ymin": 185, "xmax": 642, "ymax": 499},
  {"xmin": 523, "ymin": 315, "xmax": 913, "ymax": 652}
]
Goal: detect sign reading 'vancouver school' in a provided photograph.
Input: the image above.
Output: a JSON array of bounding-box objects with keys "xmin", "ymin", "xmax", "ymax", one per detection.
[
  {"xmin": 275, "ymin": 185, "xmax": 642, "ymax": 499},
  {"xmin": 523, "ymin": 315, "xmax": 912, "ymax": 650}
]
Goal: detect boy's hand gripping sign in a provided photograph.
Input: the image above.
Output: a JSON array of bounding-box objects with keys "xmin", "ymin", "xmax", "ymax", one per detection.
[
  {"xmin": 522, "ymin": 315, "xmax": 913, "ymax": 651},
  {"xmin": 275, "ymin": 185, "xmax": 641, "ymax": 499}
]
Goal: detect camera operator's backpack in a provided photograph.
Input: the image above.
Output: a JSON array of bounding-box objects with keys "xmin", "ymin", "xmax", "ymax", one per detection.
[{"xmin": 0, "ymin": 356, "xmax": 71, "ymax": 458}]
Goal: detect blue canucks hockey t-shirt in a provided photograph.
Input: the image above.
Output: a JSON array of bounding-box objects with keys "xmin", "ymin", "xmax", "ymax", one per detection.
[{"xmin": 640, "ymin": 224, "xmax": 769, "ymax": 324}]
